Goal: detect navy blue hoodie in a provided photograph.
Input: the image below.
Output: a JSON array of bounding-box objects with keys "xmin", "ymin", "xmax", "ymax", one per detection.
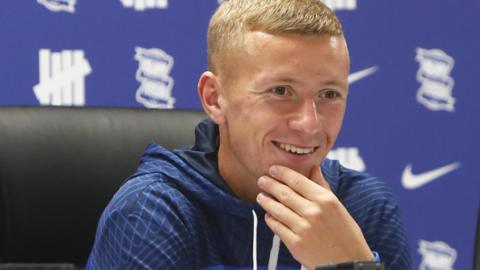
[{"xmin": 86, "ymin": 118, "xmax": 413, "ymax": 269}]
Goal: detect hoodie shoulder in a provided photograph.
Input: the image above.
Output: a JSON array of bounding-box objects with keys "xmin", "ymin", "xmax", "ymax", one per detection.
[
  {"xmin": 87, "ymin": 151, "xmax": 200, "ymax": 269},
  {"xmin": 321, "ymin": 159, "xmax": 413, "ymax": 270}
]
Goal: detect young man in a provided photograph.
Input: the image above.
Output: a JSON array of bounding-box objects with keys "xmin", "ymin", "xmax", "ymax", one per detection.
[{"xmin": 87, "ymin": 0, "xmax": 413, "ymax": 269}]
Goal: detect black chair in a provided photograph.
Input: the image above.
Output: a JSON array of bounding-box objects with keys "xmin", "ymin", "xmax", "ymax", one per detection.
[{"xmin": 0, "ymin": 106, "xmax": 206, "ymax": 268}]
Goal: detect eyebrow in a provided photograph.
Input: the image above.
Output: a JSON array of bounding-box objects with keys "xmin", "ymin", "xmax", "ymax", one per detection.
[{"xmin": 269, "ymin": 76, "xmax": 345, "ymax": 88}]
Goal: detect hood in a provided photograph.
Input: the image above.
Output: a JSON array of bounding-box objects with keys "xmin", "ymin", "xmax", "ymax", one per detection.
[{"xmin": 135, "ymin": 118, "xmax": 262, "ymax": 219}]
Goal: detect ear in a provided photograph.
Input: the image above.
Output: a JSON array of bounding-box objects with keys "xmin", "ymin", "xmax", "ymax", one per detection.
[{"xmin": 197, "ymin": 71, "xmax": 226, "ymax": 124}]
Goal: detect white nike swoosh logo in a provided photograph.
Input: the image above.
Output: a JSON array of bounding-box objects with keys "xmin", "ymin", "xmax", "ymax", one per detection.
[
  {"xmin": 401, "ymin": 162, "xmax": 461, "ymax": 189},
  {"xmin": 348, "ymin": 66, "xmax": 379, "ymax": 84}
]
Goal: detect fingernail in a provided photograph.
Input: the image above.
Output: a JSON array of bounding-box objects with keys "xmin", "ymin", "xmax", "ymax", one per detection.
[
  {"xmin": 256, "ymin": 192, "xmax": 264, "ymax": 203},
  {"xmin": 258, "ymin": 176, "xmax": 266, "ymax": 186},
  {"xmin": 269, "ymin": 165, "xmax": 278, "ymax": 175}
]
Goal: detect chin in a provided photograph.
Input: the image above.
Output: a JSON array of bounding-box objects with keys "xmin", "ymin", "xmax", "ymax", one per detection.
[
  {"xmin": 274, "ymin": 162, "xmax": 313, "ymax": 177},
  {"xmin": 295, "ymin": 166, "xmax": 313, "ymax": 178}
]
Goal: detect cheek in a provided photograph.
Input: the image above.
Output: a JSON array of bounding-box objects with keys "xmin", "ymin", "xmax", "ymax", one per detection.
[
  {"xmin": 228, "ymin": 96, "xmax": 274, "ymax": 130},
  {"xmin": 321, "ymin": 106, "xmax": 345, "ymax": 136},
  {"xmin": 227, "ymin": 94, "xmax": 283, "ymax": 148},
  {"xmin": 225, "ymin": 103, "xmax": 263, "ymax": 148},
  {"xmin": 231, "ymin": 109, "xmax": 277, "ymax": 161}
]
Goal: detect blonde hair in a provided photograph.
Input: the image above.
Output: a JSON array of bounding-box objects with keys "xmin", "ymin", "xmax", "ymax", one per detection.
[{"xmin": 208, "ymin": 0, "xmax": 344, "ymax": 72}]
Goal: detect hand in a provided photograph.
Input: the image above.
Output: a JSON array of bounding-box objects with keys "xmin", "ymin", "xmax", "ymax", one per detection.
[{"xmin": 256, "ymin": 165, "xmax": 373, "ymax": 270}]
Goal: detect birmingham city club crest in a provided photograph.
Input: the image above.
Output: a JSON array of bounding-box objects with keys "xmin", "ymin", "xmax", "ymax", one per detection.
[
  {"xmin": 415, "ymin": 48, "xmax": 456, "ymax": 112},
  {"xmin": 418, "ymin": 240, "xmax": 457, "ymax": 270},
  {"xmin": 134, "ymin": 47, "xmax": 175, "ymax": 109}
]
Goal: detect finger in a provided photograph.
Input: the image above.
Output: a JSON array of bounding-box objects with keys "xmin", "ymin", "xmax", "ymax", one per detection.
[
  {"xmin": 269, "ymin": 165, "xmax": 329, "ymax": 200},
  {"xmin": 309, "ymin": 165, "xmax": 332, "ymax": 192},
  {"xmin": 264, "ymin": 213, "xmax": 299, "ymax": 247},
  {"xmin": 256, "ymin": 192, "xmax": 305, "ymax": 232},
  {"xmin": 258, "ymin": 176, "xmax": 310, "ymax": 213}
]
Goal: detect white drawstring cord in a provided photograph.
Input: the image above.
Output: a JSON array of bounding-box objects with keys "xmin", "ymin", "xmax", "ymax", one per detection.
[
  {"xmin": 252, "ymin": 210, "xmax": 258, "ymax": 270},
  {"xmin": 251, "ymin": 210, "xmax": 305, "ymax": 270}
]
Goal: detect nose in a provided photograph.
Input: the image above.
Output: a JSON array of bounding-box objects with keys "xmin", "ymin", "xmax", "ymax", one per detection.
[{"xmin": 288, "ymin": 99, "xmax": 321, "ymax": 135}]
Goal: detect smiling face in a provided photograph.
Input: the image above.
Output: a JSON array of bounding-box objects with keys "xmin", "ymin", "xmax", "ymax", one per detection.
[{"xmin": 200, "ymin": 31, "xmax": 349, "ymax": 201}]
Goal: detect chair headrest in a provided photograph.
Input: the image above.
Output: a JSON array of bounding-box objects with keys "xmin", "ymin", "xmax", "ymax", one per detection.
[{"xmin": 0, "ymin": 106, "xmax": 206, "ymax": 266}]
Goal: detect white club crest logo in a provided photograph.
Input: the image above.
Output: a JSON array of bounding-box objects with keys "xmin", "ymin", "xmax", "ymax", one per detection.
[
  {"xmin": 121, "ymin": 0, "xmax": 168, "ymax": 11},
  {"xmin": 418, "ymin": 240, "xmax": 457, "ymax": 270},
  {"xmin": 33, "ymin": 49, "xmax": 91, "ymax": 106},
  {"xmin": 322, "ymin": 0, "xmax": 357, "ymax": 10},
  {"xmin": 326, "ymin": 147, "xmax": 366, "ymax": 172},
  {"xmin": 134, "ymin": 47, "xmax": 175, "ymax": 109},
  {"xmin": 415, "ymin": 48, "xmax": 456, "ymax": 112},
  {"xmin": 37, "ymin": 0, "xmax": 76, "ymax": 13}
]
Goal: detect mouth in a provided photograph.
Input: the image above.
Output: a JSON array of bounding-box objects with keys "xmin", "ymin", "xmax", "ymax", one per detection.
[{"xmin": 273, "ymin": 141, "xmax": 318, "ymax": 155}]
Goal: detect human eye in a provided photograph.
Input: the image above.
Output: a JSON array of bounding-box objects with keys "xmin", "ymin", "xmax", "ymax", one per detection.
[
  {"xmin": 270, "ymin": 86, "xmax": 290, "ymax": 96},
  {"xmin": 320, "ymin": 89, "xmax": 342, "ymax": 100}
]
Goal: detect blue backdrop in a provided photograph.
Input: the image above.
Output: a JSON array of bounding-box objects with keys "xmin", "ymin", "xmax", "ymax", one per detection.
[{"xmin": 1, "ymin": 1, "xmax": 478, "ymax": 269}]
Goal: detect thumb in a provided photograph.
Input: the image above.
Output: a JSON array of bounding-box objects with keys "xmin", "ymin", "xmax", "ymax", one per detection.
[{"xmin": 309, "ymin": 165, "xmax": 332, "ymax": 192}]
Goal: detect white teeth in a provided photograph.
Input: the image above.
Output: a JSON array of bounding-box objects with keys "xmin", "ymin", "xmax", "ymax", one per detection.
[{"xmin": 278, "ymin": 142, "xmax": 314, "ymax": 155}]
